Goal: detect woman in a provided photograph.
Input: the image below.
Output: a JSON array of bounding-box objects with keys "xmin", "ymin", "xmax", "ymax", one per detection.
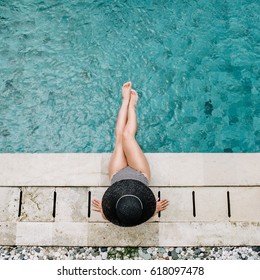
[{"xmin": 92, "ymin": 82, "xmax": 169, "ymax": 227}]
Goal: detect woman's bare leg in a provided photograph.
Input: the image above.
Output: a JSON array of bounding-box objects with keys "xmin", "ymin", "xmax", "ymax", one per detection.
[
  {"xmin": 108, "ymin": 82, "xmax": 132, "ymax": 180},
  {"xmin": 122, "ymin": 89, "xmax": 151, "ymax": 181}
]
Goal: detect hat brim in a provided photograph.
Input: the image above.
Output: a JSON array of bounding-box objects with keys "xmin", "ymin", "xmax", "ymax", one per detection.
[{"xmin": 102, "ymin": 179, "xmax": 156, "ymax": 227}]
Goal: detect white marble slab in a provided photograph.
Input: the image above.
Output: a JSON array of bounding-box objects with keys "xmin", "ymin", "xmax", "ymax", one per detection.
[
  {"xmin": 229, "ymin": 187, "xmax": 260, "ymax": 222},
  {"xmin": 19, "ymin": 187, "xmax": 54, "ymax": 222},
  {"xmin": 0, "ymin": 153, "xmax": 259, "ymax": 187},
  {"xmin": 52, "ymin": 222, "xmax": 88, "ymax": 246},
  {"xmin": 0, "ymin": 153, "xmax": 103, "ymax": 186},
  {"xmin": 13, "ymin": 221, "xmax": 260, "ymax": 246},
  {"xmin": 100, "ymin": 154, "xmax": 111, "ymax": 186},
  {"xmin": 55, "ymin": 187, "xmax": 89, "ymax": 222},
  {"xmin": 0, "ymin": 187, "xmax": 20, "ymax": 222},
  {"xmin": 159, "ymin": 187, "xmax": 194, "ymax": 222},
  {"xmin": 159, "ymin": 222, "xmax": 260, "ymax": 246},
  {"xmin": 87, "ymin": 222, "xmax": 159, "ymax": 246},
  {"xmin": 149, "ymin": 153, "xmax": 205, "ymax": 186},
  {"xmin": 0, "ymin": 223, "xmax": 17, "ymax": 245},
  {"xmin": 16, "ymin": 222, "xmax": 53, "ymax": 246},
  {"xmin": 0, "ymin": 181, "xmax": 259, "ymax": 246},
  {"xmin": 194, "ymin": 187, "xmax": 228, "ymax": 221}
]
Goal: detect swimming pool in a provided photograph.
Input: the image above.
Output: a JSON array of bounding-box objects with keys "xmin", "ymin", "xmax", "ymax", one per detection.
[{"xmin": 0, "ymin": 0, "xmax": 259, "ymax": 152}]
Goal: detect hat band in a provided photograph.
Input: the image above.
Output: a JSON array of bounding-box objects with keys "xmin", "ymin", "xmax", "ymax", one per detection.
[{"xmin": 115, "ymin": 194, "xmax": 143, "ymax": 209}]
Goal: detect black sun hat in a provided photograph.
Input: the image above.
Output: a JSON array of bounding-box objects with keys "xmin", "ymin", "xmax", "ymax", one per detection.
[{"xmin": 102, "ymin": 179, "xmax": 156, "ymax": 227}]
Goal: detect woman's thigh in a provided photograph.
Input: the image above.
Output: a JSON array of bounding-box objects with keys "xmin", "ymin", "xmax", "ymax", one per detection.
[
  {"xmin": 108, "ymin": 137, "xmax": 128, "ymax": 180},
  {"xmin": 122, "ymin": 134, "xmax": 151, "ymax": 181}
]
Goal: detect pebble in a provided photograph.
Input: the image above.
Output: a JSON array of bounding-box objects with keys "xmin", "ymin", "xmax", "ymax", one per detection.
[
  {"xmin": 35, "ymin": 248, "xmax": 41, "ymax": 253},
  {"xmin": 147, "ymin": 248, "xmax": 153, "ymax": 254},
  {"xmin": 54, "ymin": 252, "xmax": 60, "ymax": 258},
  {"xmin": 143, "ymin": 253, "xmax": 151, "ymax": 260},
  {"xmin": 163, "ymin": 253, "xmax": 168, "ymax": 258},
  {"xmin": 175, "ymin": 247, "xmax": 182, "ymax": 254},
  {"xmin": 158, "ymin": 247, "xmax": 165, "ymax": 253},
  {"xmin": 171, "ymin": 251, "xmax": 179, "ymax": 260},
  {"xmin": 252, "ymin": 246, "xmax": 260, "ymax": 252},
  {"xmin": 101, "ymin": 252, "xmax": 107, "ymax": 260},
  {"xmin": 195, "ymin": 248, "xmax": 202, "ymax": 255},
  {"xmin": 0, "ymin": 246, "xmax": 259, "ymax": 260}
]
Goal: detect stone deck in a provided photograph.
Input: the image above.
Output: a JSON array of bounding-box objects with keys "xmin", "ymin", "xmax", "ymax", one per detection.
[{"xmin": 0, "ymin": 153, "xmax": 259, "ymax": 246}]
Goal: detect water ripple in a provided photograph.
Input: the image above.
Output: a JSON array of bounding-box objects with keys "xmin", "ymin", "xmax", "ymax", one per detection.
[{"xmin": 0, "ymin": 0, "xmax": 259, "ymax": 152}]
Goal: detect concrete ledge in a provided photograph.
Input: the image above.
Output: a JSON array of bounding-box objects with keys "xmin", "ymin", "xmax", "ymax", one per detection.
[
  {"xmin": 0, "ymin": 153, "xmax": 259, "ymax": 186},
  {"xmin": 1, "ymin": 186, "xmax": 260, "ymax": 246},
  {"xmin": 159, "ymin": 222, "xmax": 260, "ymax": 246},
  {"xmin": 2, "ymin": 221, "xmax": 260, "ymax": 246},
  {"xmin": 0, "ymin": 152, "xmax": 259, "ymax": 246}
]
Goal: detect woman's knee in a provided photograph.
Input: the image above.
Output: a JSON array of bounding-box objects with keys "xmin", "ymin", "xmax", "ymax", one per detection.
[
  {"xmin": 123, "ymin": 128, "xmax": 135, "ymax": 141},
  {"xmin": 115, "ymin": 133, "xmax": 124, "ymax": 143}
]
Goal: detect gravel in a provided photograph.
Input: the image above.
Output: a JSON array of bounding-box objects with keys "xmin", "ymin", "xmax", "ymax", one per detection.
[{"xmin": 0, "ymin": 246, "xmax": 260, "ymax": 260}]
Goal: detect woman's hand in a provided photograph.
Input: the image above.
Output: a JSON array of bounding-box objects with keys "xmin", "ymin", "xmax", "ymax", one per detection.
[
  {"xmin": 91, "ymin": 199, "xmax": 107, "ymax": 220},
  {"xmin": 92, "ymin": 199, "xmax": 102, "ymax": 212},
  {"xmin": 154, "ymin": 199, "xmax": 169, "ymax": 215}
]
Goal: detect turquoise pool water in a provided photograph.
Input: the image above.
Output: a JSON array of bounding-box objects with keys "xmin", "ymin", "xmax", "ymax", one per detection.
[{"xmin": 0, "ymin": 0, "xmax": 259, "ymax": 152}]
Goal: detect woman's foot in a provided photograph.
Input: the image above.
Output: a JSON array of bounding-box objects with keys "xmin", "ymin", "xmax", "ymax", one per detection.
[
  {"xmin": 129, "ymin": 89, "xmax": 138, "ymax": 108},
  {"xmin": 122, "ymin": 81, "xmax": 132, "ymax": 102}
]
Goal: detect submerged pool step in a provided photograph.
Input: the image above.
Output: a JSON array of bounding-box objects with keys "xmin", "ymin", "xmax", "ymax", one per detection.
[{"xmin": 0, "ymin": 186, "xmax": 260, "ymax": 246}]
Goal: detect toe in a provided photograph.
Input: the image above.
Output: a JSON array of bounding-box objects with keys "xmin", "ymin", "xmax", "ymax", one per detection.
[
  {"xmin": 123, "ymin": 81, "xmax": 131, "ymax": 88},
  {"xmin": 131, "ymin": 90, "xmax": 138, "ymax": 98}
]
